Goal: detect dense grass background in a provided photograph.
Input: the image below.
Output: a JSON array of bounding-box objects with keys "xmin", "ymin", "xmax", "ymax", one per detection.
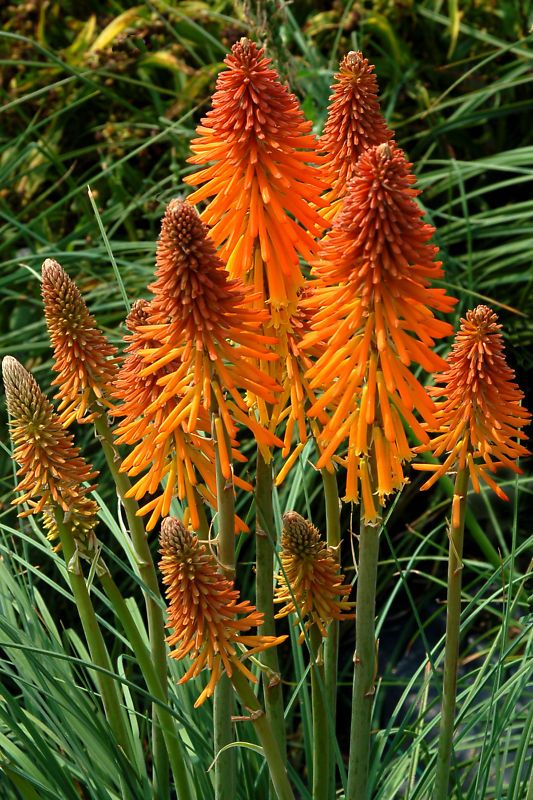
[{"xmin": 1, "ymin": 1, "xmax": 532, "ymax": 798}]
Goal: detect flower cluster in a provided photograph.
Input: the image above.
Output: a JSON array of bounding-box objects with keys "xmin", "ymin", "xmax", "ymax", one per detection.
[
  {"xmin": 2, "ymin": 356, "xmax": 99, "ymax": 547},
  {"xmin": 185, "ymin": 38, "xmax": 327, "ymax": 333},
  {"xmin": 112, "ymin": 199, "xmax": 282, "ymax": 530},
  {"xmin": 319, "ymin": 51, "xmax": 392, "ymax": 221},
  {"xmin": 414, "ymin": 305, "xmax": 530, "ymax": 497},
  {"xmin": 41, "ymin": 259, "xmax": 118, "ymax": 426},
  {"xmin": 274, "ymin": 511, "xmax": 354, "ymax": 639},
  {"xmin": 159, "ymin": 517, "xmax": 286, "ymax": 706},
  {"xmin": 305, "ymin": 143, "xmax": 457, "ymax": 521}
]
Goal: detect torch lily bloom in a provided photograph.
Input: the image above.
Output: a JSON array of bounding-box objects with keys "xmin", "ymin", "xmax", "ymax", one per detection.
[
  {"xmin": 414, "ymin": 305, "xmax": 531, "ymax": 497},
  {"xmin": 2, "ymin": 356, "xmax": 98, "ymax": 547},
  {"xmin": 159, "ymin": 517, "xmax": 286, "ymax": 707},
  {"xmin": 319, "ymin": 51, "xmax": 392, "ymax": 221},
  {"xmin": 136, "ymin": 199, "xmax": 282, "ymax": 444},
  {"xmin": 112, "ymin": 200, "xmax": 281, "ymax": 530},
  {"xmin": 112, "ymin": 300, "xmax": 229, "ymax": 532},
  {"xmin": 185, "ymin": 38, "xmax": 328, "ymax": 333},
  {"xmin": 304, "ymin": 143, "xmax": 456, "ymax": 521},
  {"xmin": 274, "ymin": 511, "xmax": 354, "ymax": 640},
  {"xmin": 41, "ymin": 259, "xmax": 119, "ymax": 427}
]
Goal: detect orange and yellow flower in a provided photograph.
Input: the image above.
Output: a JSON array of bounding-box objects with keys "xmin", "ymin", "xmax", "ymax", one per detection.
[
  {"xmin": 41, "ymin": 259, "xmax": 118, "ymax": 426},
  {"xmin": 185, "ymin": 38, "xmax": 327, "ymax": 333},
  {"xmin": 2, "ymin": 355, "xmax": 99, "ymax": 546},
  {"xmin": 304, "ymin": 143, "xmax": 456, "ymax": 521},
  {"xmin": 112, "ymin": 300, "xmax": 225, "ymax": 531},
  {"xmin": 112, "ymin": 200, "xmax": 281, "ymax": 530},
  {"xmin": 159, "ymin": 517, "xmax": 286, "ymax": 707},
  {"xmin": 274, "ymin": 511, "xmax": 354, "ymax": 640},
  {"xmin": 414, "ymin": 305, "xmax": 531, "ymax": 498},
  {"xmin": 319, "ymin": 51, "xmax": 392, "ymax": 221}
]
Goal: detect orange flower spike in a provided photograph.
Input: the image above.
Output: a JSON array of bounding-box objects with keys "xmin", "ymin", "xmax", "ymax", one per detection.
[
  {"xmin": 305, "ymin": 143, "xmax": 457, "ymax": 520},
  {"xmin": 320, "ymin": 51, "xmax": 393, "ymax": 220},
  {"xmin": 274, "ymin": 511, "xmax": 354, "ymax": 641},
  {"xmin": 159, "ymin": 517, "xmax": 286, "ymax": 707},
  {"xmin": 185, "ymin": 38, "xmax": 328, "ymax": 329},
  {"xmin": 414, "ymin": 306, "xmax": 531, "ymax": 498},
  {"xmin": 2, "ymin": 356, "xmax": 99, "ymax": 546},
  {"xmin": 41, "ymin": 259, "xmax": 119, "ymax": 427},
  {"xmin": 138, "ymin": 200, "xmax": 282, "ymax": 446},
  {"xmin": 112, "ymin": 300, "xmax": 222, "ymax": 533}
]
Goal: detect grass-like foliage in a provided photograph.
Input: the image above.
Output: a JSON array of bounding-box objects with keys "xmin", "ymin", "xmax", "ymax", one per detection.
[{"xmin": 0, "ymin": 2, "xmax": 531, "ymax": 799}]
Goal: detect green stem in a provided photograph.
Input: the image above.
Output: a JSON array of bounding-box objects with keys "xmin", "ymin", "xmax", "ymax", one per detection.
[
  {"xmin": 321, "ymin": 467, "xmax": 340, "ymax": 794},
  {"xmin": 212, "ymin": 409, "xmax": 235, "ymax": 800},
  {"xmin": 347, "ymin": 516, "xmax": 381, "ymax": 800},
  {"xmin": 55, "ymin": 518, "xmax": 134, "ymax": 764},
  {"xmin": 434, "ymin": 466, "xmax": 469, "ymax": 800},
  {"xmin": 98, "ymin": 568, "xmax": 195, "ymax": 800},
  {"xmin": 255, "ymin": 451, "xmax": 286, "ymax": 761},
  {"xmin": 231, "ymin": 671, "xmax": 296, "ymax": 800},
  {"xmin": 310, "ymin": 625, "xmax": 328, "ymax": 800},
  {"xmin": 93, "ymin": 412, "xmax": 169, "ymax": 795}
]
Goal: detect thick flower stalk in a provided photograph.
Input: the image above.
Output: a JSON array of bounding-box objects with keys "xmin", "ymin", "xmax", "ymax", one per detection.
[
  {"xmin": 414, "ymin": 305, "xmax": 531, "ymax": 495},
  {"xmin": 319, "ymin": 51, "xmax": 392, "ymax": 221},
  {"xmin": 2, "ymin": 355, "xmax": 98, "ymax": 548},
  {"xmin": 305, "ymin": 142, "xmax": 457, "ymax": 522},
  {"xmin": 274, "ymin": 511, "xmax": 354, "ymax": 638},
  {"xmin": 185, "ymin": 38, "xmax": 327, "ymax": 334},
  {"xmin": 41, "ymin": 259, "xmax": 118, "ymax": 426},
  {"xmin": 112, "ymin": 200, "xmax": 282, "ymax": 530},
  {"xmin": 159, "ymin": 517, "xmax": 286, "ymax": 708}
]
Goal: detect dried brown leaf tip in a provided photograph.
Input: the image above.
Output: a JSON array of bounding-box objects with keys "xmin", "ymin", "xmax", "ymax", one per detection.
[
  {"xmin": 42, "ymin": 259, "xmax": 119, "ymax": 426},
  {"xmin": 274, "ymin": 511, "xmax": 354, "ymax": 640},
  {"xmin": 415, "ymin": 306, "xmax": 531, "ymax": 498},
  {"xmin": 2, "ymin": 356, "xmax": 98, "ymax": 547},
  {"xmin": 159, "ymin": 517, "xmax": 286, "ymax": 707}
]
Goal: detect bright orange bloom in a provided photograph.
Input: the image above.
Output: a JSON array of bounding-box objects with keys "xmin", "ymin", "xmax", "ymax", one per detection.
[
  {"xmin": 304, "ymin": 143, "xmax": 456, "ymax": 521},
  {"xmin": 136, "ymin": 199, "xmax": 281, "ymax": 446},
  {"xmin": 414, "ymin": 306, "xmax": 531, "ymax": 498},
  {"xmin": 159, "ymin": 517, "xmax": 286, "ymax": 707},
  {"xmin": 41, "ymin": 259, "xmax": 118, "ymax": 426},
  {"xmin": 112, "ymin": 300, "xmax": 228, "ymax": 532},
  {"xmin": 274, "ymin": 511, "xmax": 354, "ymax": 640},
  {"xmin": 185, "ymin": 38, "xmax": 327, "ymax": 331},
  {"xmin": 2, "ymin": 356, "xmax": 98, "ymax": 547},
  {"xmin": 320, "ymin": 51, "xmax": 392, "ymax": 221},
  {"xmin": 112, "ymin": 200, "xmax": 281, "ymax": 530}
]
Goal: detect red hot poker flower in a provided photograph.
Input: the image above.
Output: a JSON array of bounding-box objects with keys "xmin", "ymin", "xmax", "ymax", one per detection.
[
  {"xmin": 135, "ymin": 200, "xmax": 282, "ymax": 456},
  {"xmin": 41, "ymin": 259, "xmax": 118, "ymax": 427},
  {"xmin": 304, "ymin": 143, "xmax": 456, "ymax": 521},
  {"xmin": 320, "ymin": 51, "xmax": 392, "ymax": 220},
  {"xmin": 274, "ymin": 512, "xmax": 354, "ymax": 640},
  {"xmin": 112, "ymin": 300, "xmax": 231, "ymax": 532},
  {"xmin": 159, "ymin": 517, "xmax": 286, "ymax": 707},
  {"xmin": 185, "ymin": 38, "xmax": 327, "ymax": 331},
  {"xmin": 2, "ymin": 356, "xmax": 99, "ymax": 546},
  {"xmin": 414, "ymin": 306, "xmax": 531, "ymax": 498}
]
